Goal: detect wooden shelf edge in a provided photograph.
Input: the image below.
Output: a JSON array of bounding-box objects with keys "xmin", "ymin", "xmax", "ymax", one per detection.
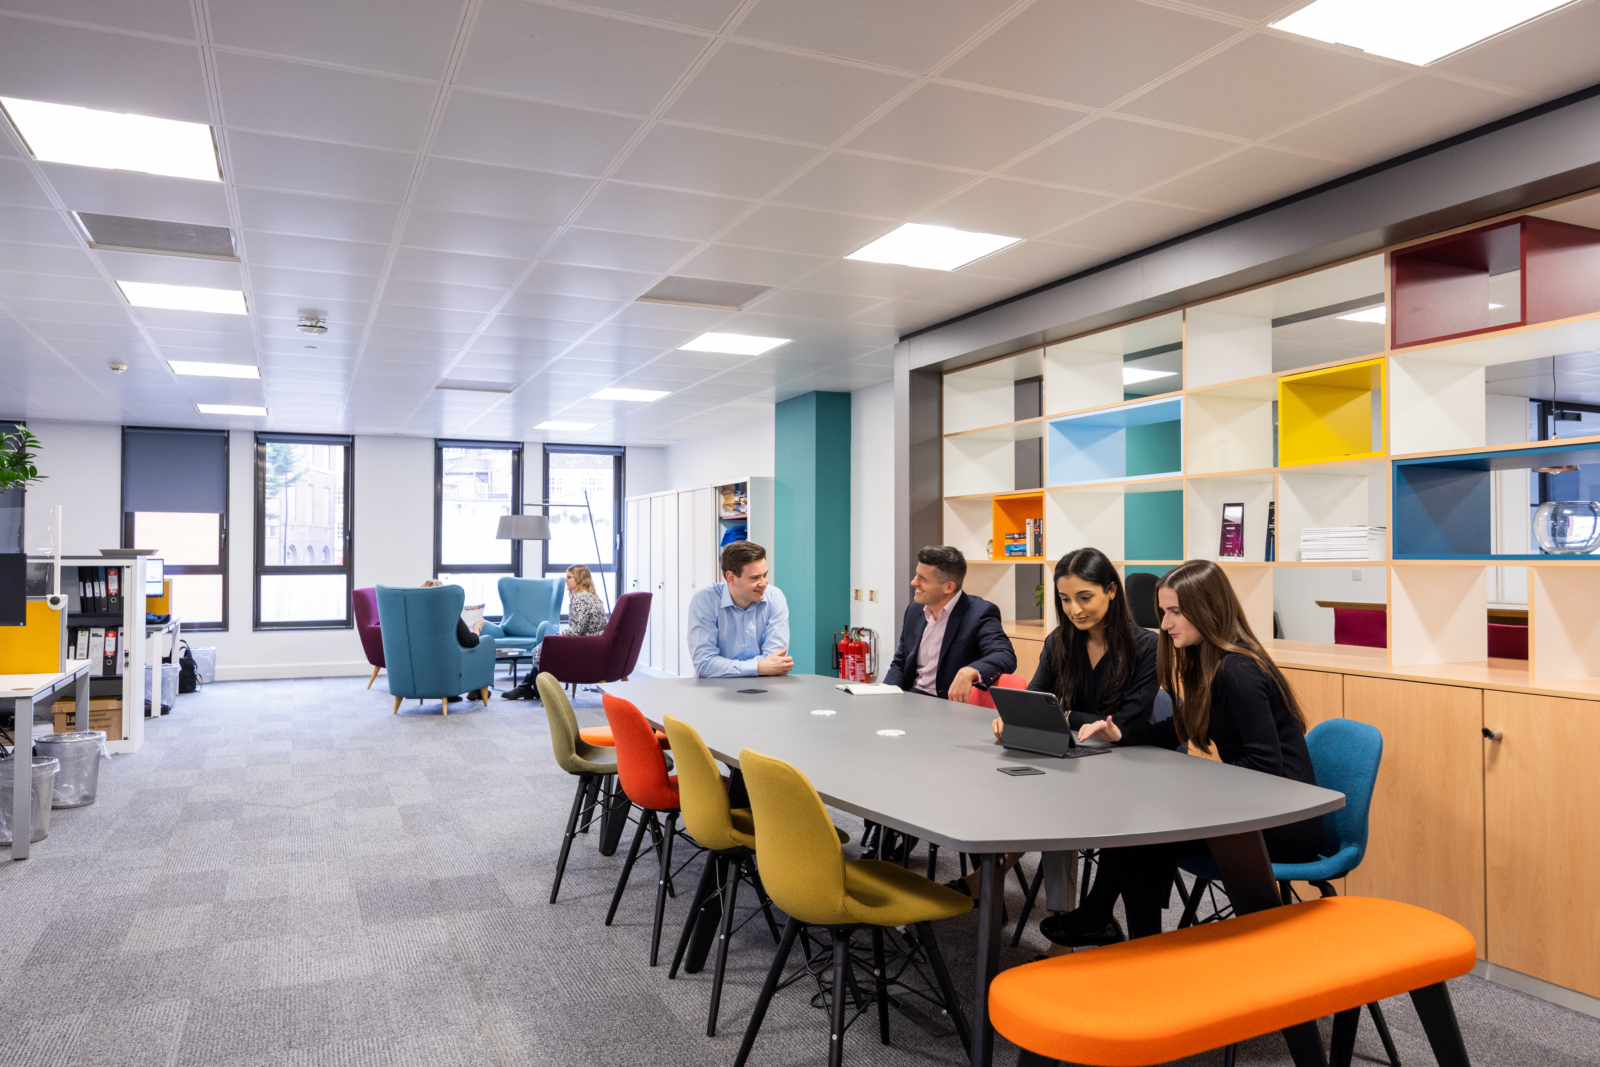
[{"xmin": 1268, "ymin": 640, "xmax": 1600, "ymax": 703}]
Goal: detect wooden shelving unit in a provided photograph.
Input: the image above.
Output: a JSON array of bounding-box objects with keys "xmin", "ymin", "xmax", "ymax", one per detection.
[{"xmin": 939, "ymin": 197, "xmax": 1600, "ymax": 1000}]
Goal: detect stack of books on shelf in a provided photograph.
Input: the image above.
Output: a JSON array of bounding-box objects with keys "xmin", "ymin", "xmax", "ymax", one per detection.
[
  {"xmin": 1300, "ymin": 526, "xmax": 1387, "ymax": 562},
  {"xmin": 1003, "ymin": 519, "xmax": 1044, "ymax": 558}
]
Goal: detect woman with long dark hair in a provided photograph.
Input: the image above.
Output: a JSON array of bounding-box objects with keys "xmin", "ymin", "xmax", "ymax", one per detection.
[
  {"xmin": 954, "ymin": 548, "xmax": 1158, "ymax": 906},
  {"xmin": 1040, "ymin": 559, "xmax": 1322, "ymax": 948}
]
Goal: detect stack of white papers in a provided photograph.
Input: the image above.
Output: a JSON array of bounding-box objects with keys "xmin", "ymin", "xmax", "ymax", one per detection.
[
  {"xmin": 835, "ymin": 683, "xmax": 901, "ymax": 696},
  {"xmin": 1300, "ymin": 526, "xmax": 1387, "ymax": 561}
]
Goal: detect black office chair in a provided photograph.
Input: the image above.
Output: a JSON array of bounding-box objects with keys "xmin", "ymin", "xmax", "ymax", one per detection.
[{"xmin": 1125, "ymin": 571, "xmax": 1160, "ymax": 629}]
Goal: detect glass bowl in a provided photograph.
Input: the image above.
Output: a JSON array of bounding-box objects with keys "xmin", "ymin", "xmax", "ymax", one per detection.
[{"xmin": 1533, "ymin": 500, "xmax": 1600, "ymax": 554}]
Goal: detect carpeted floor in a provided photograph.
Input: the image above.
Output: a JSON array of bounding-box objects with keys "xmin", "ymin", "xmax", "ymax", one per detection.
[{"xmin": 3, "ymin": 673, "xmax": 1598, "ymax": 1067}]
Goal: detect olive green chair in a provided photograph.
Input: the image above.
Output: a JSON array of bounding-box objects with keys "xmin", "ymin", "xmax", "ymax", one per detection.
[
  {"xmin": 538, "ymin": 671, "xmax": 619, "ymax": 903},
  {"xmin": 732, "ymin": 748, "xmax": 973, "ymax": 1067}
]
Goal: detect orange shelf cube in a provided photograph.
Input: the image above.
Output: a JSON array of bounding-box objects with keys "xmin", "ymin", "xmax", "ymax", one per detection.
[{"xmin": 992, "ymin": 492, "xmax": 1044, "ymax": 562}]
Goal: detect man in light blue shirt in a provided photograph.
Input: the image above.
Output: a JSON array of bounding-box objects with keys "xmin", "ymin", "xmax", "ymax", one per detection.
[{"xmin": 686, "ymin": 541, "xmax": 793, "ymax": 677}]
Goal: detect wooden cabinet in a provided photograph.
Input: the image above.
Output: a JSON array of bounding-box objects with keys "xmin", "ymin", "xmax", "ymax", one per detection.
[
  {"xmin": 1484, "ymin": 691, "xmax": 1600, "ymax": 997},
  {"xmin": 1344, "ymin": 675, "xmax": 1486, "ymax": 952},
  {"xmin": 1281, "ymin": 668, "xmax": 1341, "ymax": 727}
]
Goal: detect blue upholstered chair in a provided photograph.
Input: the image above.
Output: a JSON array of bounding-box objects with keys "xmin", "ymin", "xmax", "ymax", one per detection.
[
  {"xmin": 376, "ymin": 584, "xmax": 497, "ymax": 715},
  {"xmin": 480, "ymin": 577, "xmax": 565, "ymax": 652}
]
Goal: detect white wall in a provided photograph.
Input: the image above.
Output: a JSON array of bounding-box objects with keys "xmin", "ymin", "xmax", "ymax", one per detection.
[
  {"xmin": 850, "ymin": 382, "xmax": 897, "ymax": 676},
  {"xmin": 23, "ymin": 420, "xmax": 122, "ymax": 555},
  {"xmin": 625, "ymin": 446, "xmax": 667, "ymax": 497},
  {"xmin": 662, "ymin": 414, "xmax": 775, "ymax": 490}
]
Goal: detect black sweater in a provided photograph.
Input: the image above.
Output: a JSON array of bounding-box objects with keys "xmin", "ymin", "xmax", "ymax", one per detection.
[
  {"xmin": 1028, "ymin": 625, "xmax": 1159, "ymax": 731},
  {"xmin": 456, "ymin": 618, "xmax": 480, "ymax": 648}
]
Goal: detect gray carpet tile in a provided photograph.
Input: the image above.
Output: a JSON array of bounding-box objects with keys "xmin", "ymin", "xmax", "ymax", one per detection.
[{"xmin": 2, "ymin": 673, "xmax": 1597, "ymax": 1067}]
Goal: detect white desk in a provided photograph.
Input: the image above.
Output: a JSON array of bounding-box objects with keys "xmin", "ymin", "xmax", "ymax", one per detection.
[{"xmin": 1, "ymin": 659, "xmax": 91, "ymax": 859}]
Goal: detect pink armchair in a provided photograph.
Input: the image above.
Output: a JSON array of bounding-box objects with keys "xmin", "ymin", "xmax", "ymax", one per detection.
[
  {"xmin": 538, "ymin": 592, "xmax": 652, "ymax": 696},
  {"xmin": 353, "ymin": 587, "xmax": 384, "ymax": 687}
]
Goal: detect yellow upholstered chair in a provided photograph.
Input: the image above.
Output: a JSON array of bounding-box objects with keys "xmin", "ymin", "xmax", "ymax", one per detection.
[{"xmin": 732, "ymin": 747, "xmax": 973, "ymax": 1067}]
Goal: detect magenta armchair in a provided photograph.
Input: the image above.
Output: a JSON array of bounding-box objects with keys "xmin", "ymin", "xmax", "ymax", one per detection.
[
  {"xmin": 353, "ymin": 587, "xmax": 385, "ymax": 688},
  {"xmin": 538, "ymin": 592, "xmax": 652, "ymax": 695}
]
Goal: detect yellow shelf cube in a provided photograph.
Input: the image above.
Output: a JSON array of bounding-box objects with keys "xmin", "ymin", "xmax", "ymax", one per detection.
[{"xmin": 1278, "ymin": 357, "xmax": 1385, "ymax": 467}]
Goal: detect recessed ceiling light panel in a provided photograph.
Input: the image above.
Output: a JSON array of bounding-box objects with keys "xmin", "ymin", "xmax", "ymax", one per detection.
[
  {"xmin": 536, "ymin": 421, "xmax": 597, "ymax": 431},
  {"xmin": 1122, "ymin": 368, "xmax": 1179, "ymax": 385},
  {"xmin": 846, "ymin": 223, "xmax": 1022, "ymax": 271},
  {"xmin": 118, "ymin": 281, "xmax": 247, "ymax": 315},
  {"xmin": 168, "ymin": 360, "xmax": 260, "ymax": 378},
  {"xmin": 1, "ymin": 97, "xmax": 221, "ymax": 181},
  {"xmin": 679, "ymin": 332, "xmax": 791, "ymax": 356},
  {"xmin": 1337, "ymin": 306, "xmax": 1387, "ymax": 324},
  {"xmin": 1271, "ymin": 0, "xmax": 1575, "ymax": 66},
  {"xmin": 592, "ymin": 388, "xmax": 670, "ymax": 402},
  {"xmin": 196, "ymin": 404, "xmax": 267, "ymax": 416}
]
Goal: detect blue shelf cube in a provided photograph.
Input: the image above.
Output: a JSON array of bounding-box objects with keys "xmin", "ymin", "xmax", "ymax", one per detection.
[{"xmin": 1046, "ymin": 397, "xmax": 1183, "ymax": 487}]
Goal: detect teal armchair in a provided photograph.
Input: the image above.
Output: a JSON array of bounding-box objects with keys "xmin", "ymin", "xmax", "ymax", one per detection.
[
  {"xmin": 480, "ymin": 577, "xmax": 565, "ymax": 651},
  {"xmin": 377, "ymin": 584, "xmax": 496, "ymax": 715}
]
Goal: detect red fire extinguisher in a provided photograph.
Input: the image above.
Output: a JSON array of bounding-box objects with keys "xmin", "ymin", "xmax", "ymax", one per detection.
[{"xmin": 832, "ymin": 628, "xmax": 878, "ymax": 682}]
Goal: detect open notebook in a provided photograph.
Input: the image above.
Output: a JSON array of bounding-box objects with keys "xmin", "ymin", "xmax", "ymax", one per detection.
[{"xmin": 835, "ymin": 683, "xmax": 901, "ymax": 695}]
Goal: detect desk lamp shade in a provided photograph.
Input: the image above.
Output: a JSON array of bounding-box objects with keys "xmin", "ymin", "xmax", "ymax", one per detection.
[{"xmin": 496, "ymin": 514, "xmax": 551, "ymax": 540}]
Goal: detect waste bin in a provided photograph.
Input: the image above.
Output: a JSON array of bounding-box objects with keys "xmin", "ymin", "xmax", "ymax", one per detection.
[
  {"xmin": 0, "ymin": 756, "xmax": 60, "ymax": 844},
  {"xmin": 191, "ymin": 647, "xmax": 217, "ymax": 685},
  {"xmin": 144, "ymin": 662, "xmax": 179, "ymax": 715},
  {"xmin": 35, "ymin": 732, "xmax": 104, "ymax": 808}
]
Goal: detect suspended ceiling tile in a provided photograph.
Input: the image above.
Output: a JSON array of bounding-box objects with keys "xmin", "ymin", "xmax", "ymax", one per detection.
[
  {"xmin": 39, "ymin": 163, "xmax": 231, "ymax": 227},
  {"xmin": 250, "ymin": 265, "xmax": 380, "ymax": 303},
  {"xmin": 735, "ymin": 0, "xmax": 1015, "ymax": 72},
  {"xmin": 0, "ymin": 270, "xmax": 112, "ymax": 302},
  {"xmin": 0, "ymin": 1, "xmax": 197, "ymax": 37},
  {"xmin": 847, "ymin": 298, "xmax": 965, "ymax": 330},
  {"xmin": 380, "ymin": 278, "xmax": 504, "ymax": 313},
  {"xmin": 372, "ymin": 303, "xmax": 484, "ymax": 332},
  {"xmin": 227, "ymin": 131, "xmax": 416, "ymax": 204},
  {"xmin": 575, "ymin": 182, "xmax": 750, "ymax": 242},
  {"xmin": 412, "ymin": 157, "xmax": 594, "ymax": 225},
  {"xmin": 1117, "ymin": 32, "xmax": 1402, "ymax": 140},
  {"xmin": 236, "ymin": 187, "xmax": 400, "ymax": 244},
  {"xmin": 216, "ymin": 52, "xmax": 438, "ymax": 152},
  {"xmin": 677, "ymin": 244, "xmax": 829, "ymax": 288},
  {"xmin": 612, "ymin": 125, "xmax": 820, "ymax": 199},
  {"xmin": 850, "ymin": 84, "xmax": 1082, "ymax": 172},
  {"xmin": 3, "ymin": 297, "xmax": 132, "ymax": 325},
  {"xmin": 773, "ymin": 153, "xmax": 971, "ymax": 218},
  {"xmin": 954, "ymin": 238, "xmax": 1105, "ymax": 282},
  {"xmin": 1436, "ymin": 0, "xmax": 1600, "ymax": 98},
  {"xmin": 27, "ymin": 320, "xmax": 146, "ymax": 345},
  {"xmin": 1176, "ymin": 0, "xmax": 1291, "ymax": 17},
  {"xmin": 469, "ymin": 317, "xmax": 589, "ymax": 345},
  {"xmin": 207, "ymin": 0, "xmax": 465, "ymax": 80},
  {"xmin": 95, "ymin": 250, "xmax": 242, "ymax": 292},
  {"xmin": 431, "ymin": 89, "xmax": 642, "ymax": 176},
  {"xmin": 244, "ymin": 232, "xmax": 390, "ymax": 275},
  {"xmin": 0, "ymin": 239, "xmax": 99, "ymax": 278},
  {"xmin": 520, "ymin": 263, "xmax": 655, "ymax": 301},
  {"xmin": 746, "ymin": 288, "xmax": 882, "ymax": 321},
  {"xmin": 458, "ymin": 0, "xmax": 708, "ymax": 114},
  {"xmin": 389, "ymin": 246, "xmax": 530, "ymax": 289},
  {"xmin": 944, "ymin": 0, "xmax": 1239, "ymax": 109},
  {"xmin": 901, "ymin": 270, "xmax": 1022, "ymax": 309},
  {"xmin": 0, "ymin": 16, "xmax": 208, "ymax": 121},
  {"xmin": 1004, "ymin": 116, "xmax": 1237, "ymax": 196},
  {"xmin": 792, "ymin": 258, "xmax": 943, "ymax": 299},
  {"xmin": 665, "ymin": 42, "xmax": 914, "ymax": 144},
  {"xmin": 1269, "ymin": 75, "xmax": 1529, "ymax": 166},
  {"xmin": 1045, "ymin": 199, "xmax": 1211, "ymax": 254},
  {"xmin": 0, "ymin": 158, "xmax": 50, "ymax": 209},
  {"xmin": 400, "ymin": 208, "xmax": 556, "ymax": 260},
  {"xmin": 542, "ymin": 227, "xmax": 699, "ymax": 274},
  {"xmin": 720, "ymin": 204, "xmax": 891, "ymax": 258},
  {"xmin": 495, "ymin": 289, "xmax": 622, "ymax": 323},
  {"xmin": 607, "ymin": 300, "xmax": 731, "ymax": 331},
  {"xmin": 1145, "ymin": 146, "xmax": 1352, "ymax": 216},
  {"xmin": 917, "ymin": 178, "xmax": 1112, "ymax": 239}
]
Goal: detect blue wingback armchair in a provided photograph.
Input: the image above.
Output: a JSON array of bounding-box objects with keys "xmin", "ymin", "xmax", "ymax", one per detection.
[
  {"xmin": 377, "ymin": 584, "xmax": 497, "ymax": 715},
  {"xmin": 481, "ymin": 577, "xmax": 565, "ymax": 652}
]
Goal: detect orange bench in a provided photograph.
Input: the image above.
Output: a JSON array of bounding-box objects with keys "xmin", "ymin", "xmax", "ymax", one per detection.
[{"xmin": 990, "ymin": 896, "xmax": 1476, "ymax": 1067}]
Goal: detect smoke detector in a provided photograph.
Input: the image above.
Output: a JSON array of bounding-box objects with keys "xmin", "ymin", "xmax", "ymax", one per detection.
[
  {"xmin": 296, "ymin": 317, "xmax": 328, "ymax": 334},
  {"xmin": 108, "ymin": 360, "xmax": 128, "ymax": 374}
]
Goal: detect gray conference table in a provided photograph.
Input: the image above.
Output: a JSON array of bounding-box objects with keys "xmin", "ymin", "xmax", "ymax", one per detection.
[{"xmin": 602, "ymin": 674, "xmax": 1345, "ymax": 1067}]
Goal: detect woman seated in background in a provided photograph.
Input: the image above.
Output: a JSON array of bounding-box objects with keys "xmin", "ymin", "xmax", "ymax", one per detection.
[
  {"xmin": 1040, "ymin": 558, "xmax": 1322, "ymax": 949},
  {"xmin": 503, "ymin": 565, "xmax": 609, "ymax": 700},
  {"xmin": 421, "ymin": 578, "xmax": 484, "ymax": 704},
  {"xmin": 953, "ymin": 548, "xmax": 1158, "ymax": 916}
]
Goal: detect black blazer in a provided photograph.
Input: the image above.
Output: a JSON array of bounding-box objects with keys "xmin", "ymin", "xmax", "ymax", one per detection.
[{"xmin": 883, "ymin": 592, "xmax": 1016, "ymax": 699}]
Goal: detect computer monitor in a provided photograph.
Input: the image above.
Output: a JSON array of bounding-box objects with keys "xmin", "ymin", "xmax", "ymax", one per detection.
[{"xmin": 145, "ymin": 558, "xmax": 164, "ymax": 595}]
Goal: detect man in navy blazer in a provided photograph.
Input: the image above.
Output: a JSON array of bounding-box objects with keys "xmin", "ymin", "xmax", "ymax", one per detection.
[{"xmin": 883, "ymin": 545, "xmax": 1016, "ymax": 702}]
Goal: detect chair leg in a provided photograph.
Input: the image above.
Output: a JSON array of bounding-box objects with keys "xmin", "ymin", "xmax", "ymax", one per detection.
[
  {"xmin": 1222, "ymin": 1044, "xmax": 1237, "ymax": 1067},
  {"xmin": 368, "ymin": 666, "xmax": 379, "ymax": 689},
  {"xmin": 551, "ymin": 774, "xmax": 591, "ymax": 904},
  {"xmin": 915, "ymin": 920, "xmax": 971, "ymax": 1055},
  {"xmin": 650, "ymin": 812, "xmax": 678, "ymax": 966},
  {"xmin": 577, "ymin": 775, "xmax": 600, "ymax": 835},
  {"xmin": 1330, "ymin": 1006, "xmax": 1361, "ymax": 1067},
  {"xmin": 707, "ymin": 855, "xmax": 743, "ymax": 1036},
  {"xmin": 392, "ymin": 696, "xmax": 401, "ymax": 714},
  {"xmin": 746, "ymin": 864, "xmax": 782, "ymax": 944},
  {"xmin": 1281, "ymin": 1020, "xmax": 1330, "ymax": 1067},
  {"xmin": 926, "ymin": 842, "xmax": 939, "ymax": 880},
  {"xmin": 1408, "ymin": 983, "xmax": 1469, "ymax": 1067},
  {"xmin": 828, "ymin": 927, "xmax": 850, "ymax": 1067},
  {"xmin": 1011, "ymin": 861, "xmax": 1046, "ymax": 948},
  {"xmin": 1368, "ymin": 1000, "xmax": 1402, "ymax": 1067},
  {"xmin": 598, "ymin": 778, "xmax": 629, "ymax": 856},
  {"xmin": 606, "ymin": 810, "xmax": 653, "ymax": 926},
  {"xmin": 1177, "ymin": 877, "xmax": 1209, "ymax": 928},
  {"xmin": 1015, "ymin": 1052, "xmax": 1057, "ymax": 1067},
  {"xmin": 670, "ymin": 851, "xmax": 720, "ymax": 980},
  {"xmin": 870, "ymin": 927, "xmax": 891, "ymax": 1046},
  {"xmin": 733, "ymin": 915, "xmax": 802, "ymax": 1067}
]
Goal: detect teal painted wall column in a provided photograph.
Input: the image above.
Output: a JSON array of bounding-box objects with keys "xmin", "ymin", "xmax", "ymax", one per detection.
[{"xmin": 774, "ymin": 391, "xmax": 852, "ymax": 675}]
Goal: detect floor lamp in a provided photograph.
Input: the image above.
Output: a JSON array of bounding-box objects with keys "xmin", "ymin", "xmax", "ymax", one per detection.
[{"xmin": 495, "ymin": 492, "xmax": 611, "ymax": 609}]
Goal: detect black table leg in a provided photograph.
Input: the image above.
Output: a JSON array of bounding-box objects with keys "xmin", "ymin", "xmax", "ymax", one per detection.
[
  {"xmin": 1205, "ymin": 830, "xmax": 1282, "ymax": 917},
  {"xmin": 970, "ymin": 851, "xmax": 1003, "ymax": 1067}
]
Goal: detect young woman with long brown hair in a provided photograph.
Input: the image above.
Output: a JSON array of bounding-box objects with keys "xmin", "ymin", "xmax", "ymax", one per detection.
[{"xmin": 1038, "ymin": 558, "xmax": 1322, "ymax": 948}]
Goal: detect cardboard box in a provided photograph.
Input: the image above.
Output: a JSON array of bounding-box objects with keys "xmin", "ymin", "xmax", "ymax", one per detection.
[{"xmin": 52, "ymin": 698, "xmax": 122, "ymax": 740}]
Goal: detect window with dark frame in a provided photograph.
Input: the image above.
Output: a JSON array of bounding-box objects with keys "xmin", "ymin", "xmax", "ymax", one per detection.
[
  {"xmin": 122, "ymin": 426, "xmax": 229, "ymax": 631},
  {"xmin": 255, "ymin": 433, "xmax": 353, "ymax": 630},
  {"xmin": 434, "ymin": 440, "xmax": 522, "ymax": 618},
  {"xmin": 542, "ymin": 445, "xmax": 623, "ymax": 611}
]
